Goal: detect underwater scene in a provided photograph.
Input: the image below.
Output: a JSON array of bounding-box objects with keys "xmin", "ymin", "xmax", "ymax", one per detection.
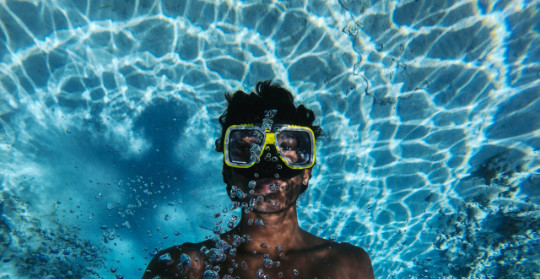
[{"xmin": 0, "ymin": 0, "xmax": 539, "ymax": 278}]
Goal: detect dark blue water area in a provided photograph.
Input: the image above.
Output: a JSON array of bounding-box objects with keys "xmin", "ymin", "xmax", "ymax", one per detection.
[{"xmin": 1, "ymin": 0, "xmax": 540, "ymax": 278}]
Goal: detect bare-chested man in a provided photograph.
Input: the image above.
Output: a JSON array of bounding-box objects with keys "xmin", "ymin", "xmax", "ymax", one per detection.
[{"xmin": 143, "ymin": 81, "xmax": 374, "ymax": 279}]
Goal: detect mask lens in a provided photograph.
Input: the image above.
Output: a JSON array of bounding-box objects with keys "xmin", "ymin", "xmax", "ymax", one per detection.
[
  {"xmin": 227, "ymin": 128, "xmax": 265, "ymax": 166},
  {"xmin": 276, "ymin": 129, "xmax": 314, "ymax": 167}
]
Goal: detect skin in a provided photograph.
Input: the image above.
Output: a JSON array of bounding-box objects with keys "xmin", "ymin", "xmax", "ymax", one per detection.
[{"xmin": 143, "ymin": 156, "xmax": 374, "ymax": 279}]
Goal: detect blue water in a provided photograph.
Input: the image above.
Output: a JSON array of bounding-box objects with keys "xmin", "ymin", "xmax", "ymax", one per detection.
[{"xmin": 0, "ymin": 0, "xmax": 538, "ymax": 278}]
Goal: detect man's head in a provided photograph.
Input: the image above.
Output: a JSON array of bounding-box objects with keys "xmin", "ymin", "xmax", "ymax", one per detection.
[{"xmin": 216, "ymin": 81, "xmax": 322, "ymax": 205}]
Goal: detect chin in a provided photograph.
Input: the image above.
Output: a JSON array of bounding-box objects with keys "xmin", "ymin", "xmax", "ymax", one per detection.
[{"xmin": 252, "ymin": 203, "xmax": 287, "ymax": 214}]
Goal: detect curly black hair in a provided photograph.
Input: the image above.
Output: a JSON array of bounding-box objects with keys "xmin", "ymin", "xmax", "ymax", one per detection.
[{"xmin": 215, "ymin": 80, "xmax": 322, "ymax": 152}]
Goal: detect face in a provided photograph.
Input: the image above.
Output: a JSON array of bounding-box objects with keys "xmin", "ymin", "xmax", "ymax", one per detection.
[
  {"xmin": 227, "ymin": 165, "xmax": 312, "ymax": 214},
  {"xmin": 222, "ymin": 121, "xmax": 315, "ymax": 213}
]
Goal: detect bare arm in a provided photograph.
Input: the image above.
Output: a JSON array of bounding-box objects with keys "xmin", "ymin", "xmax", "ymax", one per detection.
[
  {"xmin": 339, "ymin": 243, "xmax": 375, "ymax": 279},
  {"xmin": 356, "ymin": 247, "xmax": 375, "ymax": 279}
]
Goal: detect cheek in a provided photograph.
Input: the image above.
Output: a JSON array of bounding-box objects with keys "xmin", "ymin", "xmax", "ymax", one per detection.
[{"xmin": 284, "ymin": 176, "xmax": 303, "ymax": 195}]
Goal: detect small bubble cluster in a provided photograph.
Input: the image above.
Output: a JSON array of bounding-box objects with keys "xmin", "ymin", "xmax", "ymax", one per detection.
[
  {"xmin": 250, "ymin": 143, "xmax": 262, "ymax": 163},
  {"xmin": 102, "ymin": 229, "xmax": 116, "ymax": 244},
  {"xmin": 178, "ymin": 253, "xmax": 192, "ymax": 275},
  {"xmin": 263, "ymin": 254, "xmax": 273, "ymax": 268},
  {"xmin": 262, "ymin": 109, "xmax": 278, "ymax": 131}
]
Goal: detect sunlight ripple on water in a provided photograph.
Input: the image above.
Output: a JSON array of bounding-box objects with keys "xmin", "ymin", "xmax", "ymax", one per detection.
[{"xmin": 0, "ymin": 0, "xmax": 538, "ymax": 278}]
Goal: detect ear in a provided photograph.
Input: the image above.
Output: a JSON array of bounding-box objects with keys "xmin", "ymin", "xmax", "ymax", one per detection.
[{"xmin": 302, "ymin": 168, "xmax": 312, "ymax": 185}]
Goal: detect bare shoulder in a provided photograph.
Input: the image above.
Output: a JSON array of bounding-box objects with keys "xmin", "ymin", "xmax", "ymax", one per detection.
[
  {"xmin": 328, "ymin": 242, "xmax": 375, "ymax": 279},
  {"xmin": 142, "ymin": 240, "xmax": 212, "ymax": 279}
]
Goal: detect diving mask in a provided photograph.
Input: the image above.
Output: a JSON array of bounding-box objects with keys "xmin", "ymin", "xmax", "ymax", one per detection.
[{"xmin": 224, "ymin": 124, "xmax": 316, "ymax": 170}]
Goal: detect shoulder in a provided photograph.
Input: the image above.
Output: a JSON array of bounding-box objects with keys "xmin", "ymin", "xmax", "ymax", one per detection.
[
  {"xmin": 327, "ymin": 242, "xmax": 375, "ymax": 279},
  {"xmin": 142, "ymin": 240, "xmax": 212, "ymax": 279}
]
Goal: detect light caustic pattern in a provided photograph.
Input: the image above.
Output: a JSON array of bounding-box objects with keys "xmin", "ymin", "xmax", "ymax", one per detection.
[{"xmin": 0, "ymin": 0, "xmax": 538, "ymax": 278}]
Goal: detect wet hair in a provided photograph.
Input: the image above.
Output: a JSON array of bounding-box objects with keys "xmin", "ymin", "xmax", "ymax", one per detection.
[
  {"xmin": 216, "ymin": 80, "xmax": 322, "ymax": 195},
  {"xmin": 215, "ymin": 80, "xmax": 322, "ymax": 152}
]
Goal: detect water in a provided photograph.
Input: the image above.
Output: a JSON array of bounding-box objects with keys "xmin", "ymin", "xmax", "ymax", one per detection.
[{"xmin": 0, "ymin": 0, "xmax": 538, "ymax": 278}]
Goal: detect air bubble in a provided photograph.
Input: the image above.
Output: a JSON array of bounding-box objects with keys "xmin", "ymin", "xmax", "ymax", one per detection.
[
  {"xmin": 249, "ymin": 198, "xmax": 257, "ymax": 208},
  {"xmin": 200, "ymin": 246, "xmax": 208, "ymax": 253},
  {"xmin": 263, "ymin": 254, "xmax": 273, "ymax": 268},
  {"xmin": 248, "ymin": 181, "xmax": 257, "ymax": 189},
  {"xmin": 159, "ymin": 253, "xmax": 173, "ymax": 265},
  {"xmin": 237, "ymin": 189, "xmax": 247, "ymax": 199},
  {"xmin": 230, "ymin": 186, "xmax": 238, "ymax": 198},
  {"xmin": 203, "ymin": 270, "xmax": 219, "ymax": 278},
  {"xmin": 293, "ymin": 269, "xmax": 299, "ymax": 276},
  {"xmin": 205, "ymin": 248, "xmax": 226, "ymax": 263},
  {"xmin": 274, "ymin": 173, "xmax": 280, "ymax": 178},
  {"xmin": 265, "ymin": 109, "xmax": 277, "ymax": 118},
  {"xmin": 178, "ymin": 253, "xmax": 192, "ymax": 274},
  {"xmin": 255, "ymin": 219, "xmax": 264, "ymax": 228},
  {"xmin": 102, "ymin": 229, "xmax": 116, "ymax": 243},
  {"xmin": 232, "ymin": 235, "xmax": 244, "ymax": 247},
  {"xmin": 231, "ymin": 201, "xmax": 240, "ymax": 210},
  {"xmin": 256, "ymin": 268, "xmax": 265, "ymax": 278}
]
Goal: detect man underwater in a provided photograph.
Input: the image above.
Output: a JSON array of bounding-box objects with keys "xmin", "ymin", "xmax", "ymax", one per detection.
[{"xmin": 143, "ymin": 81, "xmax": 374, "ymax": 278}]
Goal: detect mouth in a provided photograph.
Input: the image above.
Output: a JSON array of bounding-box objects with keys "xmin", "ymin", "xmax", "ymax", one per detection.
[{"xmin": 251, "ymin": 178, "xmax": 286, "ymax": 195}]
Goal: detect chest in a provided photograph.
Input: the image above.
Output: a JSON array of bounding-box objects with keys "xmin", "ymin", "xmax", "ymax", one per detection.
[{"xmin": 214, "ymin": 250, "xmax": 339, "ymax": 279}]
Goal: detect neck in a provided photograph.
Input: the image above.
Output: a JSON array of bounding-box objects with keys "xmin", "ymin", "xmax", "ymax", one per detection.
[{"xmin": 232, "ymin": 203, "xmax": 306, "ymax": 256}]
